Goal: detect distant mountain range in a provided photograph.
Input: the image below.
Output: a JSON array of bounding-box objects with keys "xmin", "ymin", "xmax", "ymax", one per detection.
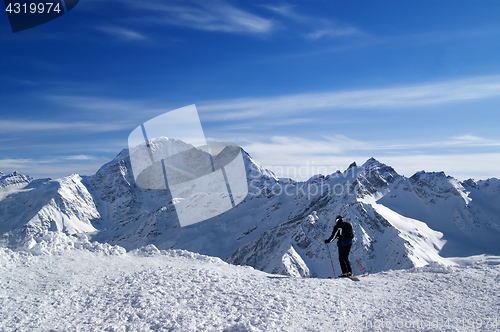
[{"xmin": 1, "ymin": 138, "xmax": 499, "ymax": 277}]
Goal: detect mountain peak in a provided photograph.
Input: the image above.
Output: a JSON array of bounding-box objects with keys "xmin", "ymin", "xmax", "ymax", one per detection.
[
  {"xmin": 361, "ymin": 158, "xmax": 398, "ymax": 179},
  {"xmin": 410, "ymin": 170, "xmax": 449, "ymax": 183},
  {"xmin": 0, "ymin": 171, "xmax": 33, "ymax": 188},
  {"xmin": 362, "ymin": 157, "xmax": 385, "ymax": 169},
  {"xmin": 462, "ymin": 178, "xmax": 477, "ymax": 189},
  {"xmin": 240, "ymin": 147, "xmax": 279, "ymax": 181}
]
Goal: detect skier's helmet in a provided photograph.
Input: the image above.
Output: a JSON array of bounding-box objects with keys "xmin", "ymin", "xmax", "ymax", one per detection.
[{"xmin": 335, "ymin": 215, "xmax": 343, "ymax": 223}]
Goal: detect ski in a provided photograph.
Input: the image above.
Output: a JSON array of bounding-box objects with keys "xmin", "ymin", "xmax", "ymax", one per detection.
[
  {"xmin": 338, "ymin": 273, "xmax": 369, "ymax": 281},
  {"xmin": 338, "ymin": 276, "xmax": 360, "ymax": 281}
]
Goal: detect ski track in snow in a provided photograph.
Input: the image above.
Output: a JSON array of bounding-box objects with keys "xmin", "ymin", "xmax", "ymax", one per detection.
[{"xmin": 1, "ymin": 243, "xmax": 499, "ymax": 332}]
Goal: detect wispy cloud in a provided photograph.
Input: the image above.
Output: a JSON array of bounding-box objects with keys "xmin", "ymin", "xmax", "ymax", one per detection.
[
  {"xmin": 121, "ymin": 0, "xmax": 273, "ymax": 34},
  {"xmin": 261, "ymin": 5, "xmax": 302, "ymax": 21},
  {"xmin": 243, "ymin": 134, "xmax": 500, "ymax": 158},
  {"xmin": 97, "ymin": 26, "xmax": 148, "ymax": 41},
  {"xmin": 198, "ymin": 75, "xmax": 500, "ymax": 120},
  {"xmin": 64, "ymin": 155, "xmax": 96, "ymax": 160},
  {"xmin": 366, "ymin": 135, "xmax": 500, "ymax": 151},
  {"xmin": 0, "ymin": 75, "xmax": 37, "ymax": 86},
  {"xmin": 262, "ymin": 3, "xmax": 362, "ymax": 40},
  {"xmin": 47, "ymin": 95, "xmax": 146, "ymax": 113},
  {"xmin": 445, "ymin": 135, "xmax": 500, "ymax": 147},
  {"xmin": 242, "ymin": 135, "xmax": 500, "ymax": 181},
  {"xmin": 307, "ymin": 27, "xmax": 361, "ymax": 40},
  {"xmin": 244, "ymin": 135, "xmax": 366, "ymax": 157},
  {"xmin": 46, "ymin": 95, "xmax": 179, "ymax": 121},
  {"xmin": 378, "ymin": 153, "xmax": 500, "ymax": 181},
  {"xmin": 0, "ymin": 120, "xmax": 128, "ymax": 134},
  {"xmin": 0, "ymin": 157, "xmax": 105, "ymax": 179},
  {"xmin": 247, "ymin": 151, "xmax": 500, "ymax": 181}
]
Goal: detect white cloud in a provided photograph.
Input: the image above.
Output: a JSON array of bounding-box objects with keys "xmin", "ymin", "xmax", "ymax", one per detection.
[
  {"xmin": 307, "ymin": 27, "xmax": 361, "ymax": 40},
  {"xmin": 261, "ymin": 4, "xmax": 303, "ymax": 22},
  {"xmin": 64, "ymin": 155, "xmax": 96, "ymax": 160},
  {"xmin": 447, "ymin": 135, "xmax": 500, "ymax": 147},
  {"xmin": 243, "ymin": 134, "xmax": 500, "ymax": 157},
  {"xmin": 47, "ymin": 95, "xmax": 145, "ymax": 112},
  {"xmin": 125, "ymin": 0, "xmax": 273, "ymax": 34},
  {"xmin": 251, "ymin": 152, "xmax": 500, "ymax": 182},
  {"xmin": 243, "ymin": 135, "xmax": 368, "ymax": 157},
  {"xmin": 0, "ymin": 120, "xmax": 128, "ymax": 134},
  {"xmin": 198, "ymin": 75, "xmax": 500, "ymax": 120},
  {"xmin": 0, "ymin": 158, "xmax": 34, "ymax": 170},
  {"xmin": 97, "ymin": 26, "xmax": 148, "ymax": 41},
  {"xmin": 379, "ymin": 154, "xmax": 500, "ymax": 181},
  {"xmin": 46, "ymin": 95, "xmax": 177, "ymax": 122},
  {"xmin": 369, "ymin": 136, "xmax": 500, "ymax": 151},
  {"xmin": 0, "ymin": 157, "xmax": 105, "ymax": 179},
  {"xmin": 2, "ymin": 134, "xmax": 498, "ymax": 181},
  {"xmin": 241, "ymin": 134, "xmax": 500, "ymax": 181},
  {"xmin": 262, "ymin": 3, "xmax": 362, "ymax": 40}
]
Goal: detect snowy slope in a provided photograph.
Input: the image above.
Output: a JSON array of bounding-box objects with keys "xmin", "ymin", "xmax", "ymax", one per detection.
[
  {"xmin": 376, "ymin": 170, "xmax": 500, "ymax": 257},
  {"xmin": 1, "ymin": 142, "xmax": 499, "ymax": 277},
  {"xmin": 0, "ymin": 174, "xmax": 98, "ymax": 247},
  {"xmin": 1, "ymin": 234, "xmax": 499, "ymax": 332}
]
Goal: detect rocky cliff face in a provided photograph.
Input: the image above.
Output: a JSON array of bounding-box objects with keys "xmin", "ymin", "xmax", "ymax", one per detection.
[{"xmin": 1, "ymin": 141, "xmax": 499, "ymax": 277}]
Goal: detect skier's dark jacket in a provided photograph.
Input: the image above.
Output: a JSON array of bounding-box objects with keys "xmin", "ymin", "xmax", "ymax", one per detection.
[{"xmin": 326, "ymin": 220, "xmax": 354, "ymax": 247}]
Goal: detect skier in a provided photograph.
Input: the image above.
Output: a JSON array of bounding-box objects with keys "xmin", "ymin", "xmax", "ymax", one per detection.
[{"xmin": 325, "ymin": 215, "xmax": 354, "ymax": 277}]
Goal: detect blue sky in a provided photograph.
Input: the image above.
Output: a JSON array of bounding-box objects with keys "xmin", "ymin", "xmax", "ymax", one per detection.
[{"xmin": 1, "ymin": 0, "xmax": 500, "ymax": 181}]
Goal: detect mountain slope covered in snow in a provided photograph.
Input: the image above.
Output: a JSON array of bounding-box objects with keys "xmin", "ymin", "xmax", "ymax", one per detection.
[{"xmin": 1, "ymin": 138, "xmax": 499, "ymax": 277}]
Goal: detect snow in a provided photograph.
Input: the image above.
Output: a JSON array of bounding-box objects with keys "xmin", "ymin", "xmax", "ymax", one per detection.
[
  {"xmin": 362, "ymin": 195, "xmax": 451, "ymax": 268},
  {"xmin": 1, "ymin": 234, "xmax": 499, "ymax": 331},
  {"xmin": 1, "ymin": 152, "xmax": 500, "ymax": 331},
  {"xmin": 88, "ymin": 151, "xmax": 499, "ymax": 274},
  {"xmin": 375, "ymin": 171, "xmax": 500, "ymax": 257},
  {"xmin": 2, "ymin": 151, "xmax": 500, "ymax": 280},
  {"xmin": 0, "ymin": 174, "xmax": 98, "ymax": 247}
]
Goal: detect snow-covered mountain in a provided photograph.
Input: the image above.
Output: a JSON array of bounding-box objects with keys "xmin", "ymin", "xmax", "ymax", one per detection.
[
  {"xmin": 0, "ymin": 173, "xmax": 98, "ymax": 247},
  {"xmin": 1, "ymin": 138, "xmax": 499, "ymax": 277}
]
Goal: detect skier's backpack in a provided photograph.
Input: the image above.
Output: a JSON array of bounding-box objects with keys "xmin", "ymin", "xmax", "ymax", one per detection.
[{"xmin": 342, "ymin": 221, "xmax": 354, "ymax": 240}]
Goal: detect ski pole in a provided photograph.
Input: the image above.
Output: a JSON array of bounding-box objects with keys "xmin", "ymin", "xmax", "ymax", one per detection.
[
  {"xmin": 325, "ymin": 243, "xmax": 336, "ymax": 278},
  {"xmin": 355, "ymin": 257, "xmax": 368, "ymax": 275}
]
